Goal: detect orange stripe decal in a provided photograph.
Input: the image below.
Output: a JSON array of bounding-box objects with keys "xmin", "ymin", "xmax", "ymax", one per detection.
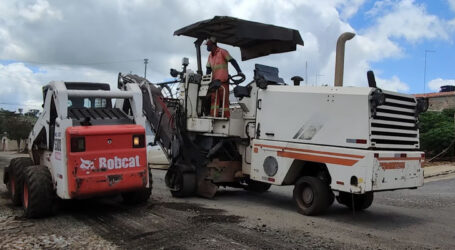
[
  {"xmin": 380, "ymin": 162, "xmax": 405, "ymax": 170},
  {"xmin": 255, "ymin": 144, "xmax": 364, "ymax": 159},
  {"xmin": 277, "ymin": 151, "xmax": 358, "ymax": 166}
]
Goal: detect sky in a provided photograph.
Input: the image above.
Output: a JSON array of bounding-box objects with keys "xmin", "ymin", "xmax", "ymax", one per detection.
[{"xmin": 0, "ymin": 0, "xmax": 454, "ymax": 112}]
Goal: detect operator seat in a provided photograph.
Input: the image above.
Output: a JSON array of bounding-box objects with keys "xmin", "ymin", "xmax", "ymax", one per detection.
[{"xmin": 254, "ymin": 64, "xmax": 284, "ymax": 89}]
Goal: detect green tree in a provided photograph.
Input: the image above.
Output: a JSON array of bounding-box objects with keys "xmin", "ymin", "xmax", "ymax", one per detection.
[
  {"xmin": 0, "ymin": 109, "xmax": 16, "ymax": 135},
  {"xmin": 0, "ymin": 109, "xmax": 37, "ymax": 152},
  {"xmin": 419, "ymin": 109, "xmax": 455, "ymax": 157}
]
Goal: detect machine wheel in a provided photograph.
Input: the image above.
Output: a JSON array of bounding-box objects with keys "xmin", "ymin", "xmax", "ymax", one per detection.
[
  {"xmin": 293, "ymin": 176, "xmax": 332, "ymax": 216},
  {"xmin": 245, "ymin": 179, "xmax": 271, "ymax": 193},
  {"xmin": 336, "ymin": 192, "xmax": 374, "ymax": 211},
  {"xmin": 22, "ymin": 165, "xmax": 54, "ymax": 218},
  {"xmin": 7, "ymin": 157, "xmax": 34, "ymax": 206},
  {"xmin": 122, "ymin": 169, "xmax": 153, "ymax": 204},
  {"xmin": 168, "ymin": 169, "xmax": 196, "ymax": 198}
]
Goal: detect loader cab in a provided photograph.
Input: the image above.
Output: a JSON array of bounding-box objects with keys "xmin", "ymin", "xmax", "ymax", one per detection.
[{"xmin": 65, "ymin": 82, "xmax": 113, "ymax": 109}]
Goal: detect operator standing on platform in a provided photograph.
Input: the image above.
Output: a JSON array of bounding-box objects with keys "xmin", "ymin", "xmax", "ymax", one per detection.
[{"xmin": 206, "ymin": 36, "xmax": 243, "ymax": 118}]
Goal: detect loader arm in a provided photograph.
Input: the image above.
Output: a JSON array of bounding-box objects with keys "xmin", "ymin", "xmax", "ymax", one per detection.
[{"xmin": 117, "ymin": 74, "xmax": 207, "ymax": 174}]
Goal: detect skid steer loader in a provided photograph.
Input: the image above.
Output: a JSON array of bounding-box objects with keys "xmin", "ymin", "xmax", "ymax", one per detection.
[
  {"xmin": 3, "ymin": 81, "xmax": 151, "ymax": 218},
  {"xmin": 119, "ymin": 16, "xmax": 428, "ymax": 215}
]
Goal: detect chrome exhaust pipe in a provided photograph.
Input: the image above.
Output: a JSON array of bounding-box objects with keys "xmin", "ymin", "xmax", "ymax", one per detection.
[{"xmin": 334, "ymin": 32, "xmax": 355, "ymax": 87}]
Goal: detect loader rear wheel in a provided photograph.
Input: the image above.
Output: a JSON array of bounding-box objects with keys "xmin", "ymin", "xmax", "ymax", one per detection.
[
  {"xmin": 22, "ymin": 165, "xmax": 54, "ymax": 218},
  {"xmin": 122, "ymin": 169, "xmax": 152, "ymax": 204},
  {"xmin": 336, "ymin": 192, "xmax": 374, "ymax": 211},
  {"xmin": 245, "ymin": 179, "xmax": 271, "ymax": 193},
  {"xmin": 167, "ymin": 169, "xmax": 196, "ymax": 198},
  {"xmin": 293, "ymin": 176, "xmax": 331, "ymax": 216},
  {"xmin": 7, "ymin": 157, "xmax": 34, "ymax": 206}
]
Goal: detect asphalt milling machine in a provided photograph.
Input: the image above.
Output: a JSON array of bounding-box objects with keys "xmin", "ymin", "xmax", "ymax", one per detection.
[{"xmin": 117, "ymin": 16, "xmax": 429, "ymax": 215}]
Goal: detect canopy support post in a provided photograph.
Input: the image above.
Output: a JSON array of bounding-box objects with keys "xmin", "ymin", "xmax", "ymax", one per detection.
[{"xmin": 194, "ymin": 38, "xmax": 203, "ymax": 75}]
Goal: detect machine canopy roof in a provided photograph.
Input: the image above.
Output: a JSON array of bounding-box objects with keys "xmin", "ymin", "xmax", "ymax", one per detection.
[{"xmin": 174, "ymin": 16, "xmax": 304, "ymax": 61}]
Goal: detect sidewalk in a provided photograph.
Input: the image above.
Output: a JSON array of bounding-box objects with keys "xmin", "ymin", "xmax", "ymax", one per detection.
[{"xmin": 423, "ymin": 163, "xmax": 455, "ymax": 182}]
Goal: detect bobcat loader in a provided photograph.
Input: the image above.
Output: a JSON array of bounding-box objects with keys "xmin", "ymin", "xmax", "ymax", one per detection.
[{"xmin": 4, "ymin": 81, "xmax": 151, "ymax": 218}]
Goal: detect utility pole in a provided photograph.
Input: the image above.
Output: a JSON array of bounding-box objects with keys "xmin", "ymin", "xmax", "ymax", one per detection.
[
  {"xmin": 423, "ymin": 50, "xmax": 435, "ymax": 94},
  {"xmin": 144, "ymin": 58, "xmax": 149, "ymax": 78}
]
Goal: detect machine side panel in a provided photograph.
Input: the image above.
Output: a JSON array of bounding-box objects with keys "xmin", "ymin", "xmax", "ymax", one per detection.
[
  {"xmin": 256, "ymin": 86, "xmax": 371, "ymax": 149},
  {"xmin": 251, "ymin": 139, "xmax": 424, "ymax": 193}
]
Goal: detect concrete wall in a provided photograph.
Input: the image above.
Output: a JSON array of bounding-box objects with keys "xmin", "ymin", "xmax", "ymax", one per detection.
[
  {"xmin": 427, "ymin": 95, "xmax": 455, "ymax": 111},
  {"xmin": 1, "ymin": 136, "xmax": 26, "ymax": 151}
]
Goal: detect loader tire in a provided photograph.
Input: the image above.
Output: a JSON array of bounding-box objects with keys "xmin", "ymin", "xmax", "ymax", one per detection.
[
  {"xmin": 122, "ymin": 169, "xmax": 152, "ymax": 204},
  {"xmin": 22, "ymin": 165, "xmax": 54, "ymax": 218},
  {"xmin": 245, "ymin": 179, "xmax": 271, "ymax": 193},
  {"xmin": 293, "ymin": 176, "xmax": 331, "ymax": 216},
  {"xmin": 337, "ymin": 192, "xmax": 374, "ymax": 211},
  {"xmin": 168, "ymin": 169, "xmax": 196, "ymax": 198},
  {"xmin": 7, "ymin": 157, "xmax": 34, "ymax": 206}
]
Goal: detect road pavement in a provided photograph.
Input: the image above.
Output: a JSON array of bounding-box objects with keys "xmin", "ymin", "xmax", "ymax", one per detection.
[{"xmin": 1, "ymin": 151, "xmax": 454, "ymax": 249}]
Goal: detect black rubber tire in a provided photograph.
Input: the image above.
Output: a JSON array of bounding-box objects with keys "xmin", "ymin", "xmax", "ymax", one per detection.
[
  {"xmin": 169, "ymin": 169, "xmax": 196, "ymax": 198},
  {"xmin": 336, "ymin": 192, "xmax": 374, "ymax": 211},
  {"xmin": 245, "ymin": 179, "xmax": 271, "ymax": 193},
  {"xmin": 293, "ymin": 176, "xmax": 332, "ymax": 216},
  {"xmin": 122, "ymin": 169, "xmax": 153, "ymax": 204},
  {"xmin": 7, "ymin": 157, "xmax": 34, "ymax": 206},
  {"xmin": 22, "ymin": 165, "xmax": 54, "ymax": 218}
]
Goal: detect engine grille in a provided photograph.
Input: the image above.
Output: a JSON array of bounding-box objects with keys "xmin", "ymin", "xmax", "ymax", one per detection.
[{"xmin": 370, "ymin": 90, "xmax": 419, "ymax": 149}]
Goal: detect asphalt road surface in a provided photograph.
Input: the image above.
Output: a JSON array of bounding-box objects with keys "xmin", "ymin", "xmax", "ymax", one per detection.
[{"xmin": 1, "ymin": 152, "xmax": 454, "ymax": 249}]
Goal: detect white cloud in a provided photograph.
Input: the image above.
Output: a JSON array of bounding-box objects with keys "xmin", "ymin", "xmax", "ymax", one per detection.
[
  {"xmin": 0, "ymin": 0, "xmax": 454, "ymax": 111},
  {"xmin": 449, "ymin": 0, "xmax": 455, "ymax": 12},
  {"xmin": 336, "ymin": 0, "xmax": 367, "ymax": 19},
  {"xmin": 365, "ymin": 0, "xmax": 449, "ymax": 42},
  {"xmin": 19, "ymin": 0, "xmax": 62, "ymax": 22},
  {"xmin": 0, "ymin": 63, "xmax": 43, "ymax": 111},
  {"xmin": 428, "ymin": 78, "xmax": 455, "ymax": 92},
  {"xmin": 0, "ymin": 63, "xmax": 116, "ymax": 111},
  {"xmin": 376, "ymin": 76, "xmax": 410, "ymax": 92}
]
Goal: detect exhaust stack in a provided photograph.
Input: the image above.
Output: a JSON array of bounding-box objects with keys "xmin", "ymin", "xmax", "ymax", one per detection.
[{"xmin": 334, "ymin": 32, "xmax": 355, "ymax": 87}]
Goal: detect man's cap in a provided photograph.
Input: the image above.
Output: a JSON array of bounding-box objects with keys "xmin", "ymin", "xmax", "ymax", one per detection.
[{"xmin": 205, "ymin": 36, "xmax": 217, "ymax": 45}]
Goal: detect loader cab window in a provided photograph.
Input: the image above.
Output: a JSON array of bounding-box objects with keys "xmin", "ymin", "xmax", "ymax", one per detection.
[{"xmin": 68, "ymin": 97, "xmax": 111, "ymax": 108}]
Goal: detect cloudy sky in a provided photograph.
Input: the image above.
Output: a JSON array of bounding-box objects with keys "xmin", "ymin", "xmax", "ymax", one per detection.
[{"xmin": 0, "ymin": 0, "xmax": 454, "ymax": 112}]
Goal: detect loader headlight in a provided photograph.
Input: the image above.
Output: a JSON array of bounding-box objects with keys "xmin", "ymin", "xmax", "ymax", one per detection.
[
  {"xmin": 132, "ymin": 134, "xmax": 145, "ymax": 148},
  {"xmin": 71, "ymin": 137, "xmax": 85, "ymax": 152},
  {"xmin": 263, "ymin": 156, "xmax": 278, "ymax": 177}
]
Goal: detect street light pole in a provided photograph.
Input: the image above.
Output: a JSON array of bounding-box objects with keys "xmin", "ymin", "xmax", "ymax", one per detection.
[
  {"xmin": 144, "ymin": 58, "xmax": 149, "ymax": 78},
  {"xmin": 423, "ymin": 50, "xmax": 435, "ymax": 94}
]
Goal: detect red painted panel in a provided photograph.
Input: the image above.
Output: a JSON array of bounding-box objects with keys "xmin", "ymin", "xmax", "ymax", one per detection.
[{"xmin": 66, "ymin": 125, "xmax": 148, "ymax": 198}]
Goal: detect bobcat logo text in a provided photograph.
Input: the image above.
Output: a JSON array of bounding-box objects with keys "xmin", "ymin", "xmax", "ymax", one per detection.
[{"xmin": 79, "ymin": 156, "xmax": 141, "ymax": 171}]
